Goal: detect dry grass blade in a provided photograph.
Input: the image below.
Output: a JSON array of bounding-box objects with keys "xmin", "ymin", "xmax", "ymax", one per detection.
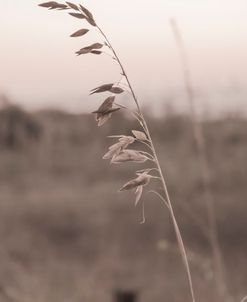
[
  {"xmin": 90, "ymin": 50, "xmax": 102, "ymax": 55},
  {"xmin": 70, "ymin": 28, "xmax": 89, "ymax": 37},
  {"xmin": 69, "ymin": 12, "xmax": 87, "ymax": 19},
  {"xmin": 90, "ymin": 83, "xmax": 114, "ymax": 95},
  {"xmin": 103, "ymin": 146, "xmax": 121, "ymax": 160},
  {"xmin": 39, "ymin": 1, "xmax": 67, "ymax": 9},
  {"xmin": 93, "ymin": 96, "xmax": 115, "ymax": 113},
  {"xmin": 66, "ymin": 1, "xmax": 79, "ymax": 10},
  {"xmin": 85, "ymin": 17, "xmax": 97, "ymax": 27},
  {"xmin": 39, "ymin": 1, "xmax": 57, "ymax": 8},
  {"xmin": 95, "ymin": 113, "xmax": 112, "ymax": 127},
  {"xmin": 135, "ymin": 186, "xmax": 143, "ymax": 206},
  {"xmin": 140, "ymin": 202, "xmax": 146, "ymax": 224},
  {"xmin": 79, "ymin": 4, "xmax": 93, "ymax": 19},
  {"xmin": 90, "ymin": 84, "xmax": 124, "ymax": 95},
  {"xmin": 119, "ymin": 172, "xmax": 152, "ymax": 191},
  {"xmin": 91, "ymin": 96, "xmax": 121, "ymax": 126},
  {"xmin": 103, "ymin": 136, "xmax": 135, "ymax": 160},
  {"xmin": 76, "ymin": 43, "xmax": 103, "ymax": 55},
  {"xmin": 39, "ymin": 1, "xmax": 56, "ymax": 7},
  {"xmin": 132, "ymin": 130, "xmax": 148, "ymax": 141},
  {"xmin": 88, "ymin": 43, "xmax": 104, "ymax": 49},
  {"xmin": 110, "ymin": 87, "xmax": 124, "ymax": 94},
  {"xmin": 111, "ymin": 150, "xmax": 149, "ymax": 164},
  {"xmin": 75, "ymin": 48, "xmax": 91, "ymax": 55}
]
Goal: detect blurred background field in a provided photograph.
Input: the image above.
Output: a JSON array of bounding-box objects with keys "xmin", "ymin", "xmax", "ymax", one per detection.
[
  {"xmin": 0, "ymin": 100, "xmax": 246, "ymax": 302},
  {"xmin": 1, "ymin": 1, "xmax": 247, "ymax": 301}
]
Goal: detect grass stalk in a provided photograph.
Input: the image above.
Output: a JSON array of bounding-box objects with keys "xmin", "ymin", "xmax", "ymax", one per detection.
[
  {"xmin": 170, "ymin": 18, "xmax": 229, "ymax": 301},
  {"xmin": 39, "ymin": 3, "xmax": 196, "ymax": 300},
  {"xmin": 96, "ymin": 25, "xmax": 196, "ymax": 302}
]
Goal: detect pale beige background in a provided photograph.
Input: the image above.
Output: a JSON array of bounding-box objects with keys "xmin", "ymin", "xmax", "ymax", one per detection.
[{"xmin": 0, "ymin": 0, "xmax": 246, "ymax": 113}]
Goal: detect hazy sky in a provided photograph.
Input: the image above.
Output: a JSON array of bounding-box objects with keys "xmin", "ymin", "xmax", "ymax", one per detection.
[{"xmin": 0, "ymin": 0, "xmax": 247, "ymax": 113}]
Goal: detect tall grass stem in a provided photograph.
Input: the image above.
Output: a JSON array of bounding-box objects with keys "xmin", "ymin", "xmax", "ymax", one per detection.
[
  {"xmin": 170, "ymin": 18, "xmax": 228, "ymax": 301},
  {"xmin": 96, "ymin": 25, "xmax": 196, "ymax": 302}
]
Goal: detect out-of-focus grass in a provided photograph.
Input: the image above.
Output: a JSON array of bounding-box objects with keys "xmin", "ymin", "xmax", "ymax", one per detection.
[{"xmin": 0, "ymin": 106, "xmax": 246, "ymax": 302}]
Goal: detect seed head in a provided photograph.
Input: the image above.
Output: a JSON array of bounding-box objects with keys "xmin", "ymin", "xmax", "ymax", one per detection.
[
  {"xmin": 103, "ymin": 136, "xmax": 135, "ymax": 160},
  {"xmin": 92, "ymin": 96, "xmax": 120, "ymax": 126},
  {"xmin": 111, "ymin": 149, "xmax": 148, "ymax": 164}
]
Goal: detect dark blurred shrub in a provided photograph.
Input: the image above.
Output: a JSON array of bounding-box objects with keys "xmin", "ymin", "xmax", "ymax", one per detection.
[{"xmin": 0, "ymin": 105, "xmax": 42, "ymax": 149}]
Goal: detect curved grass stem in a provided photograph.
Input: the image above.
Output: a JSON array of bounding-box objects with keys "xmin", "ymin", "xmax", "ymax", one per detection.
[
  {"xmin": 148, "ymin": 190, "xmax": 169, "ymax": 208},
  {"xmin": 97, "ymin": 24, "xmax": 196, "ymax": 302},
  {"xmin": 39, "ymin": 4, "xmax": 196, "ymax": 301},
  {"xmin": 96, "ymin": 26, "xmax": 142, "ymax": 114},
  {"xmin": 143, "ymin": 118, "xmax": 196, "ymax": 302}
]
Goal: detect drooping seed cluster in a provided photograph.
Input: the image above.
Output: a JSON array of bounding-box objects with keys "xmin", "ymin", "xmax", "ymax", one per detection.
[
  {"xmin": 39, "ymin": 1, "xmax": 158, "ymax": 207},
  {"xmin": 39, "ymin": 4, "xmax": 197, "ymax": 298}
]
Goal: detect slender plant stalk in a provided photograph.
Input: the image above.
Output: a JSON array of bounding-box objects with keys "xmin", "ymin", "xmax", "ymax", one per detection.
[
  {"xmin": 170, "ymin": 18, "xmax": 228, "ymax": 301},
  {"xmin": 96, "ymin": 25, "xmax": 196, "ymax": 302},
  {"xmin": 39, "ymin": 3, "xmax": 195, "ymax": 301},
  {"xmin": 143, "ymin": 118, "xmax": 196, "ymax": 302},
  {"xmin": 96, "ymin": 26, "xmax": 141, "ymax": 114}
]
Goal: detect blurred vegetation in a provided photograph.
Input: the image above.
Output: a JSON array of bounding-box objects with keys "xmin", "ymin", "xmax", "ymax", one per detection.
[
  {"xmin": 0, "ymin": 105, "xmax": 246, "ymax": 302},
  {"xmin": 0, "ymin": 106, "xmax": 42, "ymax": 149}
]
